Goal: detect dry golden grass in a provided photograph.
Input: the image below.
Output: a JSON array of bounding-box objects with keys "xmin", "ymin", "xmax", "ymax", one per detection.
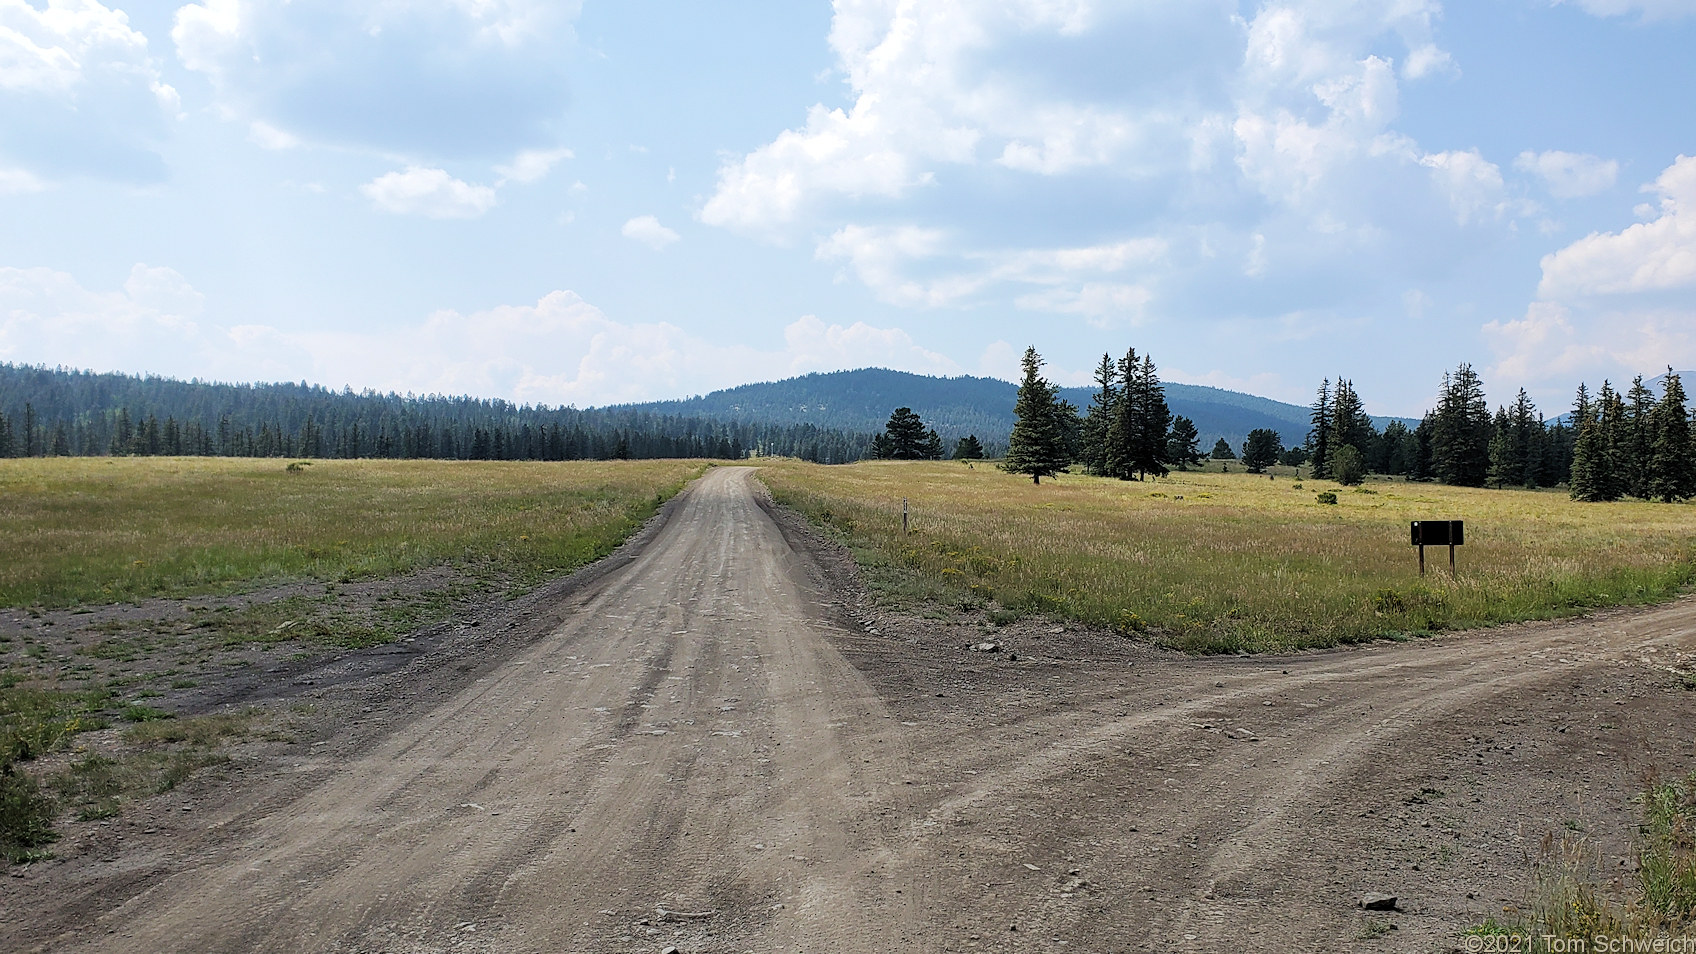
[
  {"xmin": 0, "ymin": 457, "xmax": 705, "ymax": 607},
  {"xmin": 759, "ymin": 460, "xmax": 1696, "ymax": 652}
]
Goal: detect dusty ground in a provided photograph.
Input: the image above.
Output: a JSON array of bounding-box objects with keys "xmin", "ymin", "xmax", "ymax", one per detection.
[{"xmin": 5, "ymin": 466, "xmax": 1694, "ymax": 953}]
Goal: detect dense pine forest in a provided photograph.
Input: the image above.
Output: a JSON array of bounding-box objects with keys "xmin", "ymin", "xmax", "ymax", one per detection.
[
  {"xmin": 3, "ymin": 360, "xmax": 1692, "ymax": 500},
  {"xmin": 0, "ymin": 364, "xmax": 873, "ymax": 464}
]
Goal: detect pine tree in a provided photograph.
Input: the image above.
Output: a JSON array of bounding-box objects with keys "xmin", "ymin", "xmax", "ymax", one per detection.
[
  {"xmin": 22, "ymin": 403, "xmax": 36, "ymax": 457},
  {"xmin": 1307, "ymin": 379, "xmax": 1332, "ymax": 479},
  {"xmin": 1509, "ymin": 390, "xmax": 1543, "ymax": 488},
  {"xmin": 1431, "ymin": 365, "xmax": 1492, "ymax": 486},
  {"xmin": 1079, "ymin": 353, "xmax": 1118, "ymax": 476},
  {"xmin": 1595, "ymin": 382, "xmax": 1627, "ymax": 500},
  {"xmin": 1210, "ymin": 438, "xmax": 1235, "ymax": 460},
  {"xmin": 1241, "ymin": 429, "xmax": 1281, "ymax": 473},
  {"xmin": 1002, "ymin": 347, "xmax": 1071, "ymax": 484},
  {"xmin": 877, "ymin": 407, "xmax": 932, "ymax": 459},
  {"xmin": 1328, "ymin": 379, "xmax": 1375, "ymax": 458},
  {"xmin": 1570, "ymin": 411, "xmax": 1608, "ymax": 501},
  {"xmin": 1103, "ymin": 348, "xmax": 1138, "ymax": 479},
  {"xmin": 1486, "ymin": 407, "xmax": 1513, "ymax": 488},
  {"xmin": 921, "ymin": 428, "xmax": 944, "ymax": 461},
  {"xmin": 1625, "ymin": 375, "xmax": 1655, "ymax": 499},
  {"xmin": 1166, "ymin": 416, "xmax": 1202, "ymax": 470},
  {"xmin": 1647, "ymin": 369, "xmax": 1694, "ymax": 502},
  {"xmin": 1379, "ymin": 420, "xmax": 1414, "ymax": 475},
  {"xmin": 953, "ymin": 435, "xmax": 984, "ymax": 460},
  {"xmin": 1129, "ymin": 355, "xmax": 1171, "ymax": 479}
]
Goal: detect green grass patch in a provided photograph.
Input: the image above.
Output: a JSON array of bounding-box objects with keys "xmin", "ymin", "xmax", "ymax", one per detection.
[
  {"xmin": 1, "ymin": 686, "xmax": 110, "ymax": 863},
  {"xmin": 0, "ymin": 765, "xmax": 56, "ymax": 862},
  {"xmin": 121, "ymin": 709, "xmax": 259, "ymax": 747},
  {"xmin": 0, "ymin": 458, "xmax": 705, "ymax": 608},
  {"xmin": 759, "ymin": 461, "xmax": 1696, "ymax": 653},
  {"xmin": 49, "ymin": 750, "xmax": 228, "ymax": 822},
  {"xmin": 119, "ymin": 703, "xmax": 173, "ymax": 723},
  {"xmin": 2, "ymin": 687, "xmax": 109, "ymax": 763}
]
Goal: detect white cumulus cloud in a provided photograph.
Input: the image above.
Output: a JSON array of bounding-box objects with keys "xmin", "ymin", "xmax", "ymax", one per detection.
[
  {"xmin": 816, "ymin": 225, "xmax": 1166, "ymax": 313},
  {"xmin": 0, "ymin": 266, "xmax": 971, "ymax": 406},
  {"xmin": 1419, "ymin": 149, "xmax": 1508, "ymax": 225},
  {"xmin": 1487, "ymin": 154, "xmax": 1696, "ymax": 398},
  {"xmin": 700, "ymin": 1, "xmax": 1238, "ymax": 235},
  {"xmin": 495, "ymin": 147, "xmax": 574, "ymax": 185},
  {"xmin": 621, "ymin": 215, "xmax": 680, "ymax": 250},
  {"xmin": 1553, "ymin": 0, "xmax": 1696, "ymax": 20},
  {"xmin": 1538, "ymin": 154, "xmax": 1696, "ymax": 298},
  {"xmin": 172, "ymin": 0, "xmax": 582, "ymax": 158},
  {"xmin": 361, "ymin": 167, "xmax": 498, "ymax": 219},
  {"xmin": 1514, "ymin": 150, "xmax": 1619, "ymax": 199},
  {"xmin": 0, "ymin": 0, "xmax": 176, "ymax": 182}
]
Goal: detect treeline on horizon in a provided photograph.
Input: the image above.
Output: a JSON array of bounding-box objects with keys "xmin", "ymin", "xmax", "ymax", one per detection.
[
  {"xmin": 1000, "ymin": 346, "xmax": 1695, "ymax": 503},
  {"xmin": 0, "ymin": 364, "xmax": 873, "ymax": 465}
]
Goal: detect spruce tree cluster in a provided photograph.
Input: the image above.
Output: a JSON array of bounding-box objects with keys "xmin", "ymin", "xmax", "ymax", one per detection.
[
  {"xmin": 1306, "ymin": 378, "xmax": 1374, "ymax": 479},
  {"xmin": 1570, "ymin": 369, "xmax": 1694, "ymax": 502},
  {"xmin": 1077, "ymin": 347, "xmax": 1171, "ymax": 480},
  {"xmin": 1289, "ymin": 362, "xmax": 1687, "ymax": 500}
]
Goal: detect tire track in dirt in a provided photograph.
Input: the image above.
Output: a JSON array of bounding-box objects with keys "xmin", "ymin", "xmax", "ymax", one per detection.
[{"xmin": 18, "ymin": 467, "xmax": 1696, "ymax": 954}]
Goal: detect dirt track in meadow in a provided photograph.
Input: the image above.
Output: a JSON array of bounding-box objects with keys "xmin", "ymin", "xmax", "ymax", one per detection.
[{"xmin": 7, "ymin": 466, "xmax": 1696, "ymax": 954}]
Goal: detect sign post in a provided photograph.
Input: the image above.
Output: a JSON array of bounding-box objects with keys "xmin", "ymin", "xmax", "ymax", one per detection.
[
  {"xmin": 1410, "ymin": 520, "xmax": 1464, "ymax": 576},
  {"xmin": 902, "ymin": 498, "xmax": 909, "ymax": 534}
]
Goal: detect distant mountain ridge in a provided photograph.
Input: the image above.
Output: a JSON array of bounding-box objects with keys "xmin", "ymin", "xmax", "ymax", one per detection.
[{"xmin": 608, "ymin": 368, "xmax": 1415, "ymax": 452}]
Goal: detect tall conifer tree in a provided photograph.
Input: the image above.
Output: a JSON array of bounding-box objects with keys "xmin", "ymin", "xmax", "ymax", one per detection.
[
  {"xmin": 1003, "ymin": 347, "xmax": 1071, "ymax": 484},
  {"xmin": 1307, "ymin": 379, "xmax": 1333, "ymax": 479},
  {"xmin": 1648, "ymin": 369, "xmax": 1694, "ymax": 502}
]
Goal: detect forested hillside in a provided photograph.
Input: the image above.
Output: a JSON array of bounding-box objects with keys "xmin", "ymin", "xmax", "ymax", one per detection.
[
  {"xmin": 615, "ymin": 367, "xmax": 1380, "ymax": 452},
  {"xmin": 0, "ymin": 364, "xmax": 873, "ymax": 463}
]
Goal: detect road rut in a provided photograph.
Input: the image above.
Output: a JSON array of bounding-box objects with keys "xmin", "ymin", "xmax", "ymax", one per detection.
[{"xmin": 25, "ymin": 466, "xmax": 1696, "ymax": 953}]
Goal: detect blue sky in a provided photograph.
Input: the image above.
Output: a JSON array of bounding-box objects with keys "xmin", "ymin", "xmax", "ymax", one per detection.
[{"xmin": 1, "ymin": 0, "xmax": 1692, "ymax": 416}]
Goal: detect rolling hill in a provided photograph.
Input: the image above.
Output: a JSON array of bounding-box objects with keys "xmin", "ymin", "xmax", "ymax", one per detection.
[{"xmin": 609, "ymin": 368, "xmax": 1414, "ymax": 454}]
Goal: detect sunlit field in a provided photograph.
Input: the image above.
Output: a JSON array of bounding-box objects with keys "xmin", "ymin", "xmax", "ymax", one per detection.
[
  {"xmin": 0, "ymin": 457, "xmax": 706, "ymax": 607},
  {"xmin": 759, "ymin": 460, "xmax": 1696, "ymax": 652}
]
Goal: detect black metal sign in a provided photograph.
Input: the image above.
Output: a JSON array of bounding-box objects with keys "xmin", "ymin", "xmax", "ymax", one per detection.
[
  {"xmin": 1410, "ymin": 520, "xmax": 1464, "ymax": 575},
  {"xmin": 1410, "ymin": 520, "xmax": 1464, "ymax": 546}
]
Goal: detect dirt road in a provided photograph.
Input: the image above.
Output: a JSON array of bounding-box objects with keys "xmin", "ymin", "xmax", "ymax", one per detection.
[{"xmin": 13, "ymin": 467, "xmax": 1696, "ymax": 953}]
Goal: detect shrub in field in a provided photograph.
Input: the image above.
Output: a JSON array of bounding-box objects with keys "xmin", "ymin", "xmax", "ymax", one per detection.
[
  {"xmin": 0, "ymin": 765, "xmax": 56, "ymax": 862},
  {"xmin": 1315, "ymin": 491, "xmax": 1338, "ymax": 504},
  {"xmin": 1332, "ymin": 445, "xmax": 1366, "ymax": 486}
]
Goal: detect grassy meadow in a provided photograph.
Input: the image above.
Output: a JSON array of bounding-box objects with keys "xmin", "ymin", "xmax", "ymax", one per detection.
[
  {"xmin": 2, "ymin": 456, "xmax": 707, "ymax": 862},
  {"xmin": 759, "ymin": 460, "xmax": 1696, "ymax": 652},
  {"xmin": 0, "ymin": 456, "xmax": 707, "ymax": 608}
]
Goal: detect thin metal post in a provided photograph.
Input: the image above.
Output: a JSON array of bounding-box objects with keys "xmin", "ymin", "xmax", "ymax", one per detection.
[
  {"xmin": 1418, "ymin": 544, "xmax": 1425, "ymax": 576},
  {"xmin": 902, "ymin": 498, "xmax": 909, "ymax": 534},
  {"xmin": 1449, "ymin": 543, "xmax": 1456, "ymax": 576}
]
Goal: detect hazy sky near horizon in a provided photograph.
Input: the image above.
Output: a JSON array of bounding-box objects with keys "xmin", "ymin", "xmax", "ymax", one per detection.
[{"xmin": 1, "ymin": 0, "xmax": 1693, "ymax": 416}]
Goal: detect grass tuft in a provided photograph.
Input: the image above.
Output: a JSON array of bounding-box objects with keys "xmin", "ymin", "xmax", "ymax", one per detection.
[{"xmin": 1470, "ymin": 772, "xmax": 1696, "ymax": 948}]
